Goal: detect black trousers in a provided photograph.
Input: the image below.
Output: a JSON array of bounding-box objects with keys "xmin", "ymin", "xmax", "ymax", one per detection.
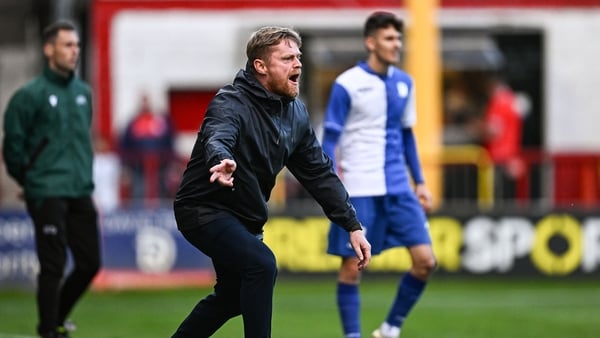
[
  {"xmin": 172, "ymin": 208, "xmax": 277, "ymax": 338},
  {"xmin": 26, "ymin": 196, "xmax": 101, "ymax": 335}
]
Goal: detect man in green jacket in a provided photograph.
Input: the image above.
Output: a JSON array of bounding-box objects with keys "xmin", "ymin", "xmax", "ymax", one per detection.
[{"xmin": 2, "ymin": 21, "xmax": 100, "ymax": 338}]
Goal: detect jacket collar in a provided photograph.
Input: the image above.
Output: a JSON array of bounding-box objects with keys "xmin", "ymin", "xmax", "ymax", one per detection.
[
  {"xmin": 358, "ymin": 60, "xmax": 393, "ymax": 78},
  {"xmin": 43, "ymin": 64, "xmax": 75, "ymax": 86}
]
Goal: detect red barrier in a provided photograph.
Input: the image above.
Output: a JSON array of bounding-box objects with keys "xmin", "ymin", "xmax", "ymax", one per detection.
[{"xmin": 552, "ymin": 153, "xmax": 600, "ymax": 208}]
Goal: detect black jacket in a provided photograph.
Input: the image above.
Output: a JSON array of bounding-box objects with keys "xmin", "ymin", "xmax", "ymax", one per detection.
[{"xmin": 174, "ymin": 68, "xmax": 361, "ymax": 234}]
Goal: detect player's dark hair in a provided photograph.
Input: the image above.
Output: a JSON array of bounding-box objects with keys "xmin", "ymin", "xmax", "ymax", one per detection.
[
  {"xmin": 42, "ymin": 20, "xmax": 77, "ymax": 45},
  {"xmin": 364, "ymin": 11, "xmax": 403, "ymax": 37}
]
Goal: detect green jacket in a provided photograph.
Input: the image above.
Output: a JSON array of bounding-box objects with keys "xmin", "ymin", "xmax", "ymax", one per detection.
[{"xmin": 2, "ymin": 65, "xmax": 94, "ymax": 198}]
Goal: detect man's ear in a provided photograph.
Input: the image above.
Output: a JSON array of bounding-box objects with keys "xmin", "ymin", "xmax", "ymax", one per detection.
[
  {"xmin": 365, "ymin": 36, "xmax": 375, "ymax": 53},
  {"xmin": 253, "ymin": 59, "xmax": 267, "ymax": 75},
  {"xmin": 43, "ymin": 43, "xmax": 53, "ymax": 59}
]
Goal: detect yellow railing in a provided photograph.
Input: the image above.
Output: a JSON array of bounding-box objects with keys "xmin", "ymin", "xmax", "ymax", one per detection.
[
  {"xmin": 440, "ymin": 145, "xmax": 494, "ymax": 209},
  {"xmin": 269, "ymin": 145, "xmax": 495, "ymax": 211}
]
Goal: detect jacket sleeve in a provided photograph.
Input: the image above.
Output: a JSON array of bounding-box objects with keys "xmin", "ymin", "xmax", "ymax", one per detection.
[
  {"xmin": 2, "ymin": 89, "xmax": 35, "ymax": 185},
  {"xmin": 199, "ymin": 94, "xmax": 241, "ymax": 167},
  {"xmin": 287, "ymin": 113, "xmax": 362, "ymax": 232}
]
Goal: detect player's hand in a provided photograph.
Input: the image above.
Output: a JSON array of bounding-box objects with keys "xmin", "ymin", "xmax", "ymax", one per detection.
[
  {"xmin": 349, "ymin": 229, "xmax": 371, "ymax": 270},
  {"xmin": 209, "ymin": 159, "xmax": 237, "ymax": 187},
  {"xmin": 415, "ymin": 183, "xmax": 433, "ymax": 212}
]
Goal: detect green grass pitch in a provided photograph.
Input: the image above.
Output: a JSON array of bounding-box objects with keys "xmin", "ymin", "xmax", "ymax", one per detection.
[{"xmin": 1, "ymin": 276, "xmax": 599, "ymax": 338}]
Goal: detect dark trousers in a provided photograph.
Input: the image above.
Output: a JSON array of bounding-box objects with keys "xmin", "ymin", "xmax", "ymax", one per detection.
[
  {"xmin": 172, "ymin": 211, "xmax": 277, "ymax": 338},
  {"xmin": 26, "ymin": 196, "xmax": 101, "ymax": 335}
]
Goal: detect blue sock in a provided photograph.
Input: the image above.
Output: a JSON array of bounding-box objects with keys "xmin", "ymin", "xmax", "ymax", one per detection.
[
  {"xmin": 386, "ymin": 273, "xmax": 427, "ymax": 328},
  {"xmin": 337, "ymin": 282, "xmax": 361, "ymax": 338}
]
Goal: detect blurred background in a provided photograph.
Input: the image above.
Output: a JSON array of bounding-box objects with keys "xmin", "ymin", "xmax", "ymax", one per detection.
[{"xmin": 1, "ymin": 0, "xmax": 600, "ymax": 290}]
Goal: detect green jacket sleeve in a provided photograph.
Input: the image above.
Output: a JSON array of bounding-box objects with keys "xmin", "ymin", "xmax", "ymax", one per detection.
[{"xmin": 2, "ymin": 89, "xmax": 35, "ymax": 185}]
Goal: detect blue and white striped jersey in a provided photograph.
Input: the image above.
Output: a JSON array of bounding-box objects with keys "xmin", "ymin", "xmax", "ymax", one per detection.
[{"xmin": 322, "ymin": 61, "xmax": 422, "ymax": 197}]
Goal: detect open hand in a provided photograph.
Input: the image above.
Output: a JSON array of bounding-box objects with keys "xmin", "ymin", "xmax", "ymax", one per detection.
[{"xmin": 209, "ymin": 159, "xmax": 237, "ymax": 187}]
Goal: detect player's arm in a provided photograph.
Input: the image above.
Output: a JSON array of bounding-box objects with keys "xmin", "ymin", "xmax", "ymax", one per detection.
[
  {"xmin": 321, "ymin": 82, "xmax": 351, "ymax": 175},
  {"xmin": 2, "ymin": 90, "xmax": 35, "ymax": 185},
  {"xmin": 402, "ymin": 128, "xmax": 433, "ymax": 211},
  {"xmin": 402, "ymin": 85, "xmax": 433, "ymax": 211}
]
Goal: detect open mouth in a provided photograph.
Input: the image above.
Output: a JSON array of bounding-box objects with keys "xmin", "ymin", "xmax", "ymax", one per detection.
[{"xmin": 289, "ymin": 74, "xmax": 300, "ymax": 83}]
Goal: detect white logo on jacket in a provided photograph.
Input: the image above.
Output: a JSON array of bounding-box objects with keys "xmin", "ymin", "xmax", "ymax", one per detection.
[
  {"xmin": 76, "ymin": 94, "xmax": 87, "ymax": 105},
  {"xmin": 49, "ymin": 95, "xmax": 58, "ymax": 107}
]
